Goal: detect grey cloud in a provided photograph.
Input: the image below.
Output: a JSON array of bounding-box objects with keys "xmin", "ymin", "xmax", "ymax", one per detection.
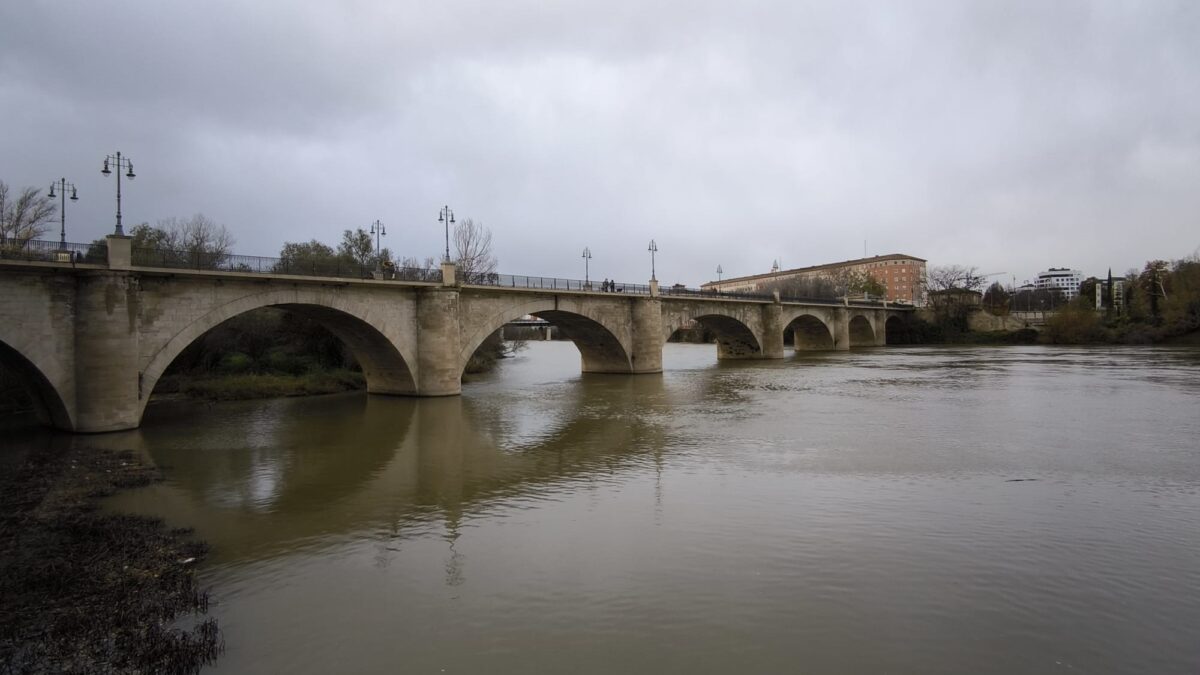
[{"xmin": 2, "ymin": 0, "xmax": 1197, "ymax": 286}]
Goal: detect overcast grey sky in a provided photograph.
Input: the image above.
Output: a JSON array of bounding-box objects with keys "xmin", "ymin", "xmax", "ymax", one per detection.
[{"xmin": 2, "ymin": 1, "xmax": 1198, "ymax": 286}]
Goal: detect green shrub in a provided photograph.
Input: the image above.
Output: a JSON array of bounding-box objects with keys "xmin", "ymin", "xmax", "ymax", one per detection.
[
  {"xmin": 217, "ymin": 352, "xmax": 254, "ymax": 373},
  {"xmin": 1042, "ymin": 302, "xmax": 1106, "ymax": 344},
  {"xmin": 264, "ymin": 349, "xmax": 316, "ymax": 375}
]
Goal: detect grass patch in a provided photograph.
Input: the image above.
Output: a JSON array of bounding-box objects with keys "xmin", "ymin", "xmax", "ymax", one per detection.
[{"xmin": 176, "ymin": 369, "xmax": 365, "ymax": 401}]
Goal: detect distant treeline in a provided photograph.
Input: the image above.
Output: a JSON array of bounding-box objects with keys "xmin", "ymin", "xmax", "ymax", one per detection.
[
  {"xmin": 914, "ymin": 254, "xmax": 1200, "ymax": 345},
  {"xmin": 1040, "ymin": 256, "xmax": 1200, "ymax": 344}
]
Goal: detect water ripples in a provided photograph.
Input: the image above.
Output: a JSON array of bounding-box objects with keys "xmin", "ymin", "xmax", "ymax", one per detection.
[{"xmin": 101, "ymin": 342, "xmax": 1200, "ymax": 674}]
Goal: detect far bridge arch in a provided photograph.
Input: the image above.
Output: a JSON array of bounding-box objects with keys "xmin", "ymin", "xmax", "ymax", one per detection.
[
  {"xmin": 786, "ymin": 314, "xmax": 835, "ymax": 350},
  {"xmin": 661, "ymin": 302, "xmax": 768, "ymax": 360},
  {"xmin": 676, "ymin": 315, "xmax": 762, "ymax": 359},
  {"xmin": 884, "ymin": 315, "xmax": 907, "ymax": 344},
  {"xmin": 457, "ymin": 295, "xmax": 637, "ymax": 378},
  {"xmin": 848, "ymin": 314, "xmax": 876, "ymax": 347}
]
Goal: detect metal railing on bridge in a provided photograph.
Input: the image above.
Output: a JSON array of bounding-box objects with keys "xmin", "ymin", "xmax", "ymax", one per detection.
[
  {"xmin": 662, "ymin": 286, "xmax": 889, "ymax": 307},
  {"xmin": 0, "ymin": 238, "xmax": 105, "ymax": 264},
  {"xmin": 466, "ymin": 272, "xmax": 653, "ymax": 295},
  {"xmin": 469, "ymin": 273, "xmax": 890, "ymax": 307},
  {"xmin": 130, "ymin": 247, "xmax": 438, "ymax": 282},
  {"xmin": 3, "ymin": 239, "xmax": 896, "ymax": 307}
]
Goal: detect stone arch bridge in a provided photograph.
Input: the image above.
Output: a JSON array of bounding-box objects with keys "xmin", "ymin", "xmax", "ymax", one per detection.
[{"xmin": 0, "ymin": 238, "xmax": 910, "ymax": 432}]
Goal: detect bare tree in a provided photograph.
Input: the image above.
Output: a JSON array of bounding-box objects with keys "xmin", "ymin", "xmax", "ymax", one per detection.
[
  {"xmin": 131, "ymin": 213, "xmax": 234, "ymax": 269},
  {"xmin": 158, "ymin": 214, "xmax": 235, "ymax": 267},
  {"xmin": 453, "ymin": 218, "xmax": 497, "ymax": 282},
  {"xmin": 0, "ymin": 181, "xmax": 57, "ymax": 248},
  {"xmin": 924, "ymin": 265, "xmax": 985, "ymax": 332},
  {"xmin": 927, "ymin": 265, "xmax": 984, "ymax": 293},
  {"xmin": 398, "ymin": 255, "xmax": 440, "ymax": 281},
  {"xmin": 176, "ymin": 214, "xmax": 233, "ymax": 259}
]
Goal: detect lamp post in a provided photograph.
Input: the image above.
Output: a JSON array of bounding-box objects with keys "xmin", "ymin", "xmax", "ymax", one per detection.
[
  {"xmin": 101, "ymin": 152, "xmax": 135, "ymax": 236},
  {"xmin": 582, "ymin": 247, "xmax": 592, "ymax": 288},
  {"xmin": 716, "ymin": 264, "xmax": 723, "ymax": 282},
  {"xmin": 47, "ymin": 178, "xmax": 79, "ymax": 248},
  {"xmin": 438, "ymin": 205, "xmax": 455, "ymax": 262},
  {"xmin": 370, "ymin": 219, "xmax": 386, "ymax": 270},
  {"xmin": 648, "ymin": 239, "xmax": 658, "ymax": 281}
]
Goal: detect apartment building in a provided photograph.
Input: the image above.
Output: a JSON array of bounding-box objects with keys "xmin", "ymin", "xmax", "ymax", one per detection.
[
  {"xmin": 701, "ymin": 254, "xmax": 927, "ymax": 305},
  {"xmin": 1035, "ymin": 268, "xmax": 1083, "ymax": 300}
]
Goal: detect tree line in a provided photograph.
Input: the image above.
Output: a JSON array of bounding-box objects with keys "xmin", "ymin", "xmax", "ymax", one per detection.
[
  {"xmin": 273, "ymin": 218, "xmax": 496, "ymax": 281},
  {"xmin": 918, "ymin": 257, "xmax": 1200, "ymax": 344},
  {"xmin": 1039, "ymin": 257, "xmax": 1200, "ymax": 343}
]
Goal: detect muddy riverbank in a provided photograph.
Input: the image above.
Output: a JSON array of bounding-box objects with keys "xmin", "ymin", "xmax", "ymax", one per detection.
[{"xmin": 0, "ymin": 438, "xmax": 221, "ymax": 674}]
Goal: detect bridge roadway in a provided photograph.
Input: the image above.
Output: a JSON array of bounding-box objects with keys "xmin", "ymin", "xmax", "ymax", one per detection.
[{"xmin": 0, "ymin": 236, "xmax": 910, "ymax": 432}]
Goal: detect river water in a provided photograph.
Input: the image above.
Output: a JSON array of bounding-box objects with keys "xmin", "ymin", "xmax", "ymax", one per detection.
[{"xmin": 35, "ymin": 343, "xmax": 1200, "ymax": 672}]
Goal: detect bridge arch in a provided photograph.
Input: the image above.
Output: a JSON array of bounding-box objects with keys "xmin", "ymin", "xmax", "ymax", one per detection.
[
  {"xmin": 139, "ymin": 289, "xmax": 418, "ymax": 421},
  {"xmin": 884, "ymin": 315, "xmax": 906, "ymax": 345},
  {"xmin": 0, "ymin": 339, "xmax": 74, "ymax": 430},
  {"xmin": 458, "ymin": 297, "xmax": 632, "ymax": 377},
  {"xmin": 685, "ymin": 314, "xmax": 762, "ymax": 359},
  {"xmin": 787, "ymin": 314, "xmax": 835, "ymax": 350},
  {"xmin": 848, "ymin": 314, "xmax": 876, "ymax": 347},
  {"xmin": 661, "ymin": 303, "xmax": 766, "ymax": 359}
]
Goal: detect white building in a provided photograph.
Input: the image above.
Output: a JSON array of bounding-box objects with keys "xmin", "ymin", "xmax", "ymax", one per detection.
[{"xmin": 1035, "ymin": 268, "xmax": 1083, "ymax": 300}]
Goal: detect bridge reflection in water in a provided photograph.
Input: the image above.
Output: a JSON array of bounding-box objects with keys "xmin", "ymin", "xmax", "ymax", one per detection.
[{"xmin": 93, "ymin": 366, "xmax": 680, "ymax": 567}]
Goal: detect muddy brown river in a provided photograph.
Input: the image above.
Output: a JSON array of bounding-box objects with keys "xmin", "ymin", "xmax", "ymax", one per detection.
[{"xmin": 15, "ymin": 342, "xmax": 1200, "ymax": 673}]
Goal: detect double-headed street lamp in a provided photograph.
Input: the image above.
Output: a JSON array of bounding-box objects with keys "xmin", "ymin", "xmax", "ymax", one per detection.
[
  {"xmin": 582, "ymin": 247, "xmax": 592, "ymax": 287},
  {"xmin": 370, "ymin": 219, "xmax": 386, "ymax": 269},
  {"xmin": 648, "ymin": 239, "xmax": 658, "ymax": 281},
  {"xmin": 47, "ymin": 178, "xmax": 79, "ymax": 247},
  {"xmin": 716, "ymin": 264, "xmax": 723, "ymax": 283},
  {"xmin": 101, "ymin": 152, "xmax": 135, "ymax": 236},
  {"xmin": 438, "ymin": 205, "xmax": 455, "ymax": 262}
]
